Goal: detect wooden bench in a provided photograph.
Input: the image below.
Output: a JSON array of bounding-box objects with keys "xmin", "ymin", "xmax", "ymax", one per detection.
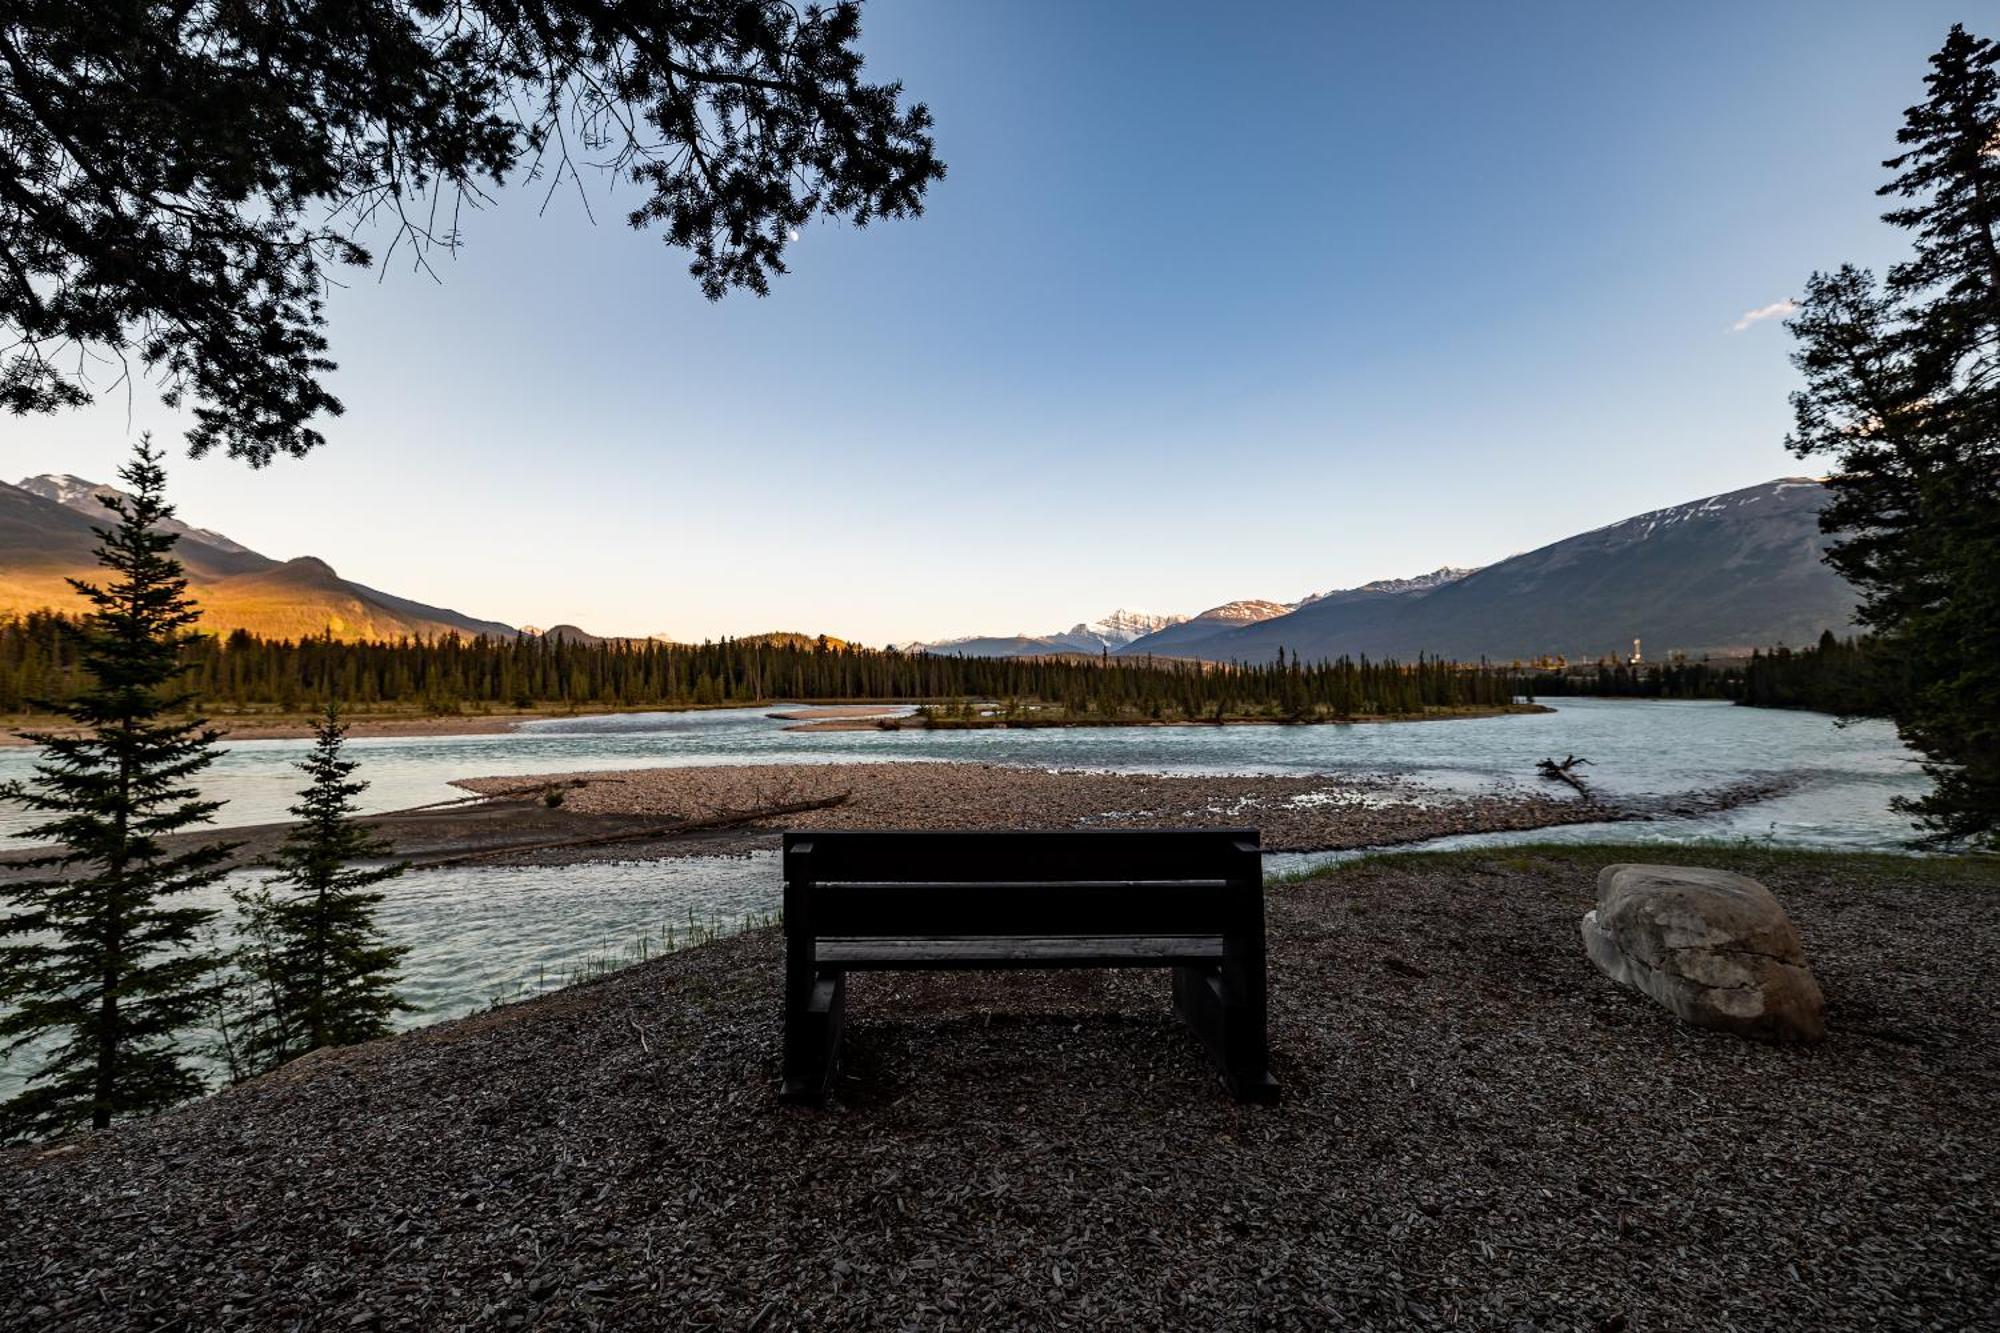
[{"xmin": 780, "ymin": 828, "xmax": 1278, "ymax": 1105}]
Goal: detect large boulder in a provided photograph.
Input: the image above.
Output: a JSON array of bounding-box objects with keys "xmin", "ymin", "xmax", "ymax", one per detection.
[{"xmin": 1581, "ymin": 863, "xmax": 1826, "ymax": 1043}]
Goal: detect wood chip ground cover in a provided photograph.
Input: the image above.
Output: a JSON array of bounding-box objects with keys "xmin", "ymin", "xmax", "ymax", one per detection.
[{"xmin": 1, "ymin": 845, "xmax": 1993, "ymax": 1330}]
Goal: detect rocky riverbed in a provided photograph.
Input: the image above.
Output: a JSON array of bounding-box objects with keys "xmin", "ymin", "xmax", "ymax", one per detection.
[
  {"xmin": 3, "ymin": 844, "xmax": 1992, "ymax": 1330},
  {"xmin": 443, "ymin": 760, "xmax": 1792, "ymax": 864},
  {"xmin": 0, "ymin": 759, "xmax": 1797, "ymax": 881}
]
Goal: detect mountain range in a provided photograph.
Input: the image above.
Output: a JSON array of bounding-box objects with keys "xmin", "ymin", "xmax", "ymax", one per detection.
[
  {"xmin": 898, "ymin": 572, "xmax": 1488, "ymax": 660},
  {"xmin": 1118, "ymin": 569, "xmax": 1481, "ymax": 660},
  {"xmin": 0, "ymin": 475, "xmax": 515, "ymax": 641},
  {"xmin": 892, "ymin": 609, "xmax": 1186, "ymax": 658},
  {"xmin": 0, "ymin": 471, "xmax": 1861, "ymax": 662},
  {"xmin": 1120, "ymin": 479, "xmax": 1855, "ymax": 664},
  {"xmin": 897, "ymin": 480, "xmax": 1856, "ymax": 665}
]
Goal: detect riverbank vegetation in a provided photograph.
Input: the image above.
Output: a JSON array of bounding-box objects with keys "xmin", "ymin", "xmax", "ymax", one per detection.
[
  {"xmin": 1523, "ymin": 632, "xmax": 1883, "ymax": 714},
  {"xmin": 907, "ymin": 699, "xmax": 1548, "ymax": 728},
  {"xmin": 217, "ymin": 709, "xmax": 409, "ymax": 1081}
]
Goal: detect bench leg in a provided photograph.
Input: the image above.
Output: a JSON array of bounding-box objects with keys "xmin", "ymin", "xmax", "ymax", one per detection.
[
  {"xmin": 780, "ymin": 969, "xmax": 845, "ymax": 1105},
  {"xmin": 1173, "ymin": 964, "xmax": 1278, "ymax": 1105}
]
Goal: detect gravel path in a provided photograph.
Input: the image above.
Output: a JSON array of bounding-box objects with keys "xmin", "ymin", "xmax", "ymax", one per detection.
[
  {"xmin": 453, "ymin": 762, "xmax": 1651, "ymax": 854},
  {"xmin": 3, "ymin": 845, "xmax": 1993, "ymax": 1330}
]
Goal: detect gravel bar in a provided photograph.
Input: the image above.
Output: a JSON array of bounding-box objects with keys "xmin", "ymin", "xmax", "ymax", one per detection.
[
  {"xmin": 453, "ymin": 762, "xmax": 1670, "ymax": 855},
  {"xmin": 3, "ymin": 845, "xmax": 1994, "ymax": 1330}
]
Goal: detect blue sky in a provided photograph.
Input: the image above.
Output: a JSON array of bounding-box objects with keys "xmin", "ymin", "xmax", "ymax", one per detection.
[{"xmin": 11, "ymin": 1, "xmax": 1975, "ymax": 643}]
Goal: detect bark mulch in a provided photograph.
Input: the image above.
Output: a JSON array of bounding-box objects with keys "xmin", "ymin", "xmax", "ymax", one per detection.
[{"xmin": 2, "ymin": 845, "xmax": 1994, "ymax": 1331}]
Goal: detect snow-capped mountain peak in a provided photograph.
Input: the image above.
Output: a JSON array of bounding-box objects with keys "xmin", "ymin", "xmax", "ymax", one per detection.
[
  {"xmin": 16, "ymin": 473, "xmax": 255, "ymax": 554},
  {"xmin": 17, "ymin": 473, "xmax": 103, "ymax": 509},
  {"xmin": 1053, "ymin": 608, "xmax": 1186, "ymax": 650},
  {"xmin": 891, "ymin": 609, "xmax": 1187, "ymax": 657},
  {"xmin": 1354, "ymin": 566, "xmax": 1480, "ymax": 596},
  {"xmin": 1190, "ymin": 599, "xmax": 1292, "ymax": 625}
]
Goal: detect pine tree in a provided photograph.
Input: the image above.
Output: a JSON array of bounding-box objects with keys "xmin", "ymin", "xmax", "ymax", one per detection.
[
  {"xmin": 0, "ymin": 440, "xmax": 231, "ymax": 1140},
  {"xmin": 227, "ymin": 707, "xmax": 407, "ymax": 1076},
  {"xmin": 1786, "ymin": 24, "xmax": 2000, "ymax": 847}
]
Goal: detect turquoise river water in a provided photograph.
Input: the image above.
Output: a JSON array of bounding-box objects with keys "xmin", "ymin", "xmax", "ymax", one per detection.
[{"xmin": 0, "ymin": 698, "xmax": 1930, "ymax": 1096}]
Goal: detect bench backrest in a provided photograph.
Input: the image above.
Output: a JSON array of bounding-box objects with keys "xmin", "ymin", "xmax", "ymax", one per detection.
[{"xmin": 782, "ymin": 828, "xmax": 1262, "ymax": 938}]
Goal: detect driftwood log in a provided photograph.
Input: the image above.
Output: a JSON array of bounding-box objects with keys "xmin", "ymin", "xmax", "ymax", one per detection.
[
  {"xmin": 1536, "ymin": 755, "xmax": 1595, "ymax": 799},
  {"xmin": 378, "ymin": 777, "xmax": 610, "ymax": 817}
]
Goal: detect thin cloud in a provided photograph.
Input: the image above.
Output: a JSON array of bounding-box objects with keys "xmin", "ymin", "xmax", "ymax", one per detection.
[{"xmin": 1731, "ymin": 299, "xmax": 1797, "ymax": 332}]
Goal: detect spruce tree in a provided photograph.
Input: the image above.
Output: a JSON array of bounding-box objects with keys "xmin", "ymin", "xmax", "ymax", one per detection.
[
  {"xmin": 0, "ymin": 440, "xmax": 231, "ymax": 1140},
  {"xmin": 228, "ymin": 708, "xmax": 407, "ymax": 1076},
  {"xmin": 1787, "ymin": 24, "xmax": 2000, "ymax": 847}
]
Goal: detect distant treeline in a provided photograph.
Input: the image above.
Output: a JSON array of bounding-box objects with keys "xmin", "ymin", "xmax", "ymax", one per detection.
[
  {"xmin": 1523, "ymin": 632, "xmax": 1885, "ymax": 715},
  {"xmin": 1525, "ymin": 659, "xmax": 1741, "ymax": 702},
  {"xmin": 0, "ymin": 613, "xmax": 1889, "ymax": 722},
  {"xmin": 0, "ymin": 614, "xmax": 1521, "ymax": 721}
]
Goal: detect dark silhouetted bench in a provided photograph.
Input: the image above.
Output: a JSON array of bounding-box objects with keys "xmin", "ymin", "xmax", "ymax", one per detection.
[{"xmin": 779, "ymin": 828, "xmax": 1277, "ymax": 1105}]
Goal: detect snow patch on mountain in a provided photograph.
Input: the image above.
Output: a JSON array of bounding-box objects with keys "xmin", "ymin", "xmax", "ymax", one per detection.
[
  {"xmin": 1298, "ymin": 566, "xmax": 1478, "ymax": 605},
  {"xmin": 1586, "ymin": 479, "xmax": 1825, "ymax": 542}
]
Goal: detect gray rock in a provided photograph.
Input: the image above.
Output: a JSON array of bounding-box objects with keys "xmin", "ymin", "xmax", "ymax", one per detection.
[{"xmin": 1582, "ymin": 863, "xmax": 1826, "ymax": 1043}]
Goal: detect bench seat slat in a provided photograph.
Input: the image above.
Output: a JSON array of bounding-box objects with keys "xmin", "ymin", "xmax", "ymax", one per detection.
[
  {"xmin": 815, "ymin": 879, "xmax": 1234, "ymax": 892},
  {"xmin": 806, "ymin": 882, "xmax": 1250, "ymax": 937},
  {"xmin": 817, "ymin": 935, "xmax": 1225, "ymax": 969},
  {"xmin": 787, "ymin": 828, "xmax": 1258, "ymax": 883}
]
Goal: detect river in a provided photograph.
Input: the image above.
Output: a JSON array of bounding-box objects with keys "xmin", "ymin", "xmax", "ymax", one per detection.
[{"xmin": 0, "ymin": 698, "xmax": 1929, "ymax": 1097}]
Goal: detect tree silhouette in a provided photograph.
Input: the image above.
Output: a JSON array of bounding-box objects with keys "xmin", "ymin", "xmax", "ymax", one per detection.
[
  {"xmin": 0, "ymin": 1, "xmax": 944, "ymax": 464},
  {"xmin": 1786, "ymin": 24, "xmax": 2000, "ymax": 847}
]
